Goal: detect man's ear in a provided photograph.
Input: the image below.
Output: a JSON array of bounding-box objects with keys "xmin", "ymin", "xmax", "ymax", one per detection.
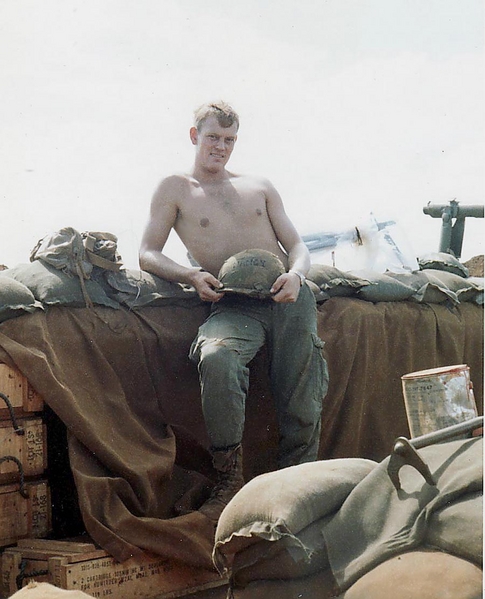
[{"xmin": 189, "ymin": 127, "xmax": 198, "ymax": 145}]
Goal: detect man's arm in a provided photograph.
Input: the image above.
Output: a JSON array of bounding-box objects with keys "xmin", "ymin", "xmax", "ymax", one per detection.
[
  {"xmin": 139, "ymin": 177, "xmax": 223, "ymax": 302},
  {"xmin": 263, "ymin": 179, "xmax": 311, "ymax": 303}
]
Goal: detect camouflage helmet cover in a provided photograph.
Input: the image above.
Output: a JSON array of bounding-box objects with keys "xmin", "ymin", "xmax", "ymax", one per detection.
[{"xmin": 217, "ymin": 249, "xmax": 286, "ymax": 298}]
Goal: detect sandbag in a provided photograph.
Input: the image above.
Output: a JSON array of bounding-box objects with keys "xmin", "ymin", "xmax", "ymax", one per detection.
[
  {"xmin": 426, "ymin": 491, "xmax": 482, "ymax": 565},
  {"xmin": 306, "ymin": 265, "xmax": 370, "ymax": 298},
  {"xmin": 422, "ymin": 269, "xmax": 483, "ymax": 303},
  {"xmin": 1, "ymin": 261, "xmax": 120, "ymax": 309},
  {"xmin": 103, "ymin": 269, "xmax": 199, "ymax": 308},
  {"xmin": 214, "ymin": 458, "xmax": 377, "ymax": 574},
  {"xmin": 468, "ymin": 276, "xmax": 484, "ymax": 305},
  {"xmin": 340, "ymin": 549, "xmax": 483, "ymax": 599},
  {"xmin": 387, "ymin": 271, "xmax": 458, "ymax": 304},
  {"xmin": 231, "ymin": 514, "xmax": 332, "ymax": 588},
  {"xmin": 351, "ymin": 270, "xmax": 416, "ymax": 302},
  {"xmin": 9, "ymin": 581, "xmax": 92, "ymax": 598},
  {"xmin": 0, "ymin": 275, "xmax": 44, "ymax": 322},
  {"xmin": 418, "ymin": 251, "xmax": 469, "ymax": 277}
]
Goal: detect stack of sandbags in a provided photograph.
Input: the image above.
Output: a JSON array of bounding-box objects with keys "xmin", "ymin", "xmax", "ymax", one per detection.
[
  {"xmin": 306, "ymin": 251, "xmax": 483, "ymax": 305},
  {"xmin": 231, "ymin": 550, "xmax": 483, "ymax": 599},
  {"xmin": 213, "ymin": 458, "xmax": 377, "ymax": 596},
  {"xmin": 0, "ymin": 227, "xmax": 120, "ymax": 313},
  {"xmin": 0, "ymin": 260, "xmax": 120, "ymax": 311},
  {"xmin": 216, "ymin": 438, "xmax": 483, "ymax": 599},
  {"xmin": 0, "ymin": 227, "xmax": 200, "ymax": 319}
]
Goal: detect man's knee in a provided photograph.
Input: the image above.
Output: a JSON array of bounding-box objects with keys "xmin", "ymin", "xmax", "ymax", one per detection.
[{"xmin": 198, "ymin": 339, "xmax": 241, "ymax": 371}]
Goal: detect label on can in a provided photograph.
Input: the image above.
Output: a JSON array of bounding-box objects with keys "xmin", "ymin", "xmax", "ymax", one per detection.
[{"xmin": 401, "ymin": 365, "xmax": 478, "ymax": 437}]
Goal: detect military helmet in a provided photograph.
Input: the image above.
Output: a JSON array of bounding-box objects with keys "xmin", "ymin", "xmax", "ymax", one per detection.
[{"xmin": 217, "ymin": 249, "xmax": 286, "ymax": 298}]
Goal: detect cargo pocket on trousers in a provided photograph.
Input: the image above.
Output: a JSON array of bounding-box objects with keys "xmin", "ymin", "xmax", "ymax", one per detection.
[{"xmin": 312, "ymin": 333, "xmax": 329, "ymax": 407}]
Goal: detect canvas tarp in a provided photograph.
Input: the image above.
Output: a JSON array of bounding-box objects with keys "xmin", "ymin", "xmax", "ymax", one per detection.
[{"xmin": 0, "ymin": 298, "xmax": 482, "ymax": 568}]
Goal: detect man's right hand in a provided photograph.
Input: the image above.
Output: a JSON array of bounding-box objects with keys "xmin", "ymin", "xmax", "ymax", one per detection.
[{"xmin": 190, "ymin": 269, "xmax": 224, "ymax": 303}]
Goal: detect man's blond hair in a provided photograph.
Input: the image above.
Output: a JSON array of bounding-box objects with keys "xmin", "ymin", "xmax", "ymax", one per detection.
[{"xmin": 194, "ymin": 101, "xmax": 240, "ymax": 132}]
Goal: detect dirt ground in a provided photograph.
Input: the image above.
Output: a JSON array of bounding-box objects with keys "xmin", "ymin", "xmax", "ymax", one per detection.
[{"xmin": 464, "ymin": 255, "xmax": 484, "ymax": 277}]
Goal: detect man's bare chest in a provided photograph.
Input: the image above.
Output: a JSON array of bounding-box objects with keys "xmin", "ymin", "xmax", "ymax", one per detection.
[{"xmin": 178, "ymin": 184, "xmax": 268, "ymax": 226}]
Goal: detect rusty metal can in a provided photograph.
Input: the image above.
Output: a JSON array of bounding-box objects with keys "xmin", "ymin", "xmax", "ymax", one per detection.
[{"xmin": 401, "ymin": 364, "xmax": 478, "ymax": 437}]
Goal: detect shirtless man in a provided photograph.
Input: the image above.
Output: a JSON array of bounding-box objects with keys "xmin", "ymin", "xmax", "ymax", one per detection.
[{"xmin": 139, "ymin": 102, "xmax": 328, "ymax": 521}]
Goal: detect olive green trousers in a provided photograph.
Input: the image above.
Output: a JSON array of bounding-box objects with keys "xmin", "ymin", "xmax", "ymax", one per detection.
[{"xmin": 189, "ymin": 284, "xmax": 329, "ymax": 468}]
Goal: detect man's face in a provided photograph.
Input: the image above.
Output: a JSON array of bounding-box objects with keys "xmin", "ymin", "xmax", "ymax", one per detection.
[{"xmin": 191, "ymin": 115, "xmax": 238, "ymax": 173}]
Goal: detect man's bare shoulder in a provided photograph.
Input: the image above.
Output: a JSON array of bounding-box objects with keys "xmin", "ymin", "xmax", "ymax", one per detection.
[
  {"xmin": 155, "ymin": 172, "xmax": 194, "ymax": 190},
  {"xmin": 152, "ymin": 173, "xmax": 196, "ymax": 204}
]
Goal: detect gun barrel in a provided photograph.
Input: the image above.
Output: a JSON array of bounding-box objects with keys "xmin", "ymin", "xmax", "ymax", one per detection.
[{"xmin": 423, "ymin": 203, "xmax": 484, "ymax": 219}]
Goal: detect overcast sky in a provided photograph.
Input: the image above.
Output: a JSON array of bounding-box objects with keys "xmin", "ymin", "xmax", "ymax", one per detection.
[{"xmin": 1, "ymin": 0, "xmax": 483, "ymax": 270}]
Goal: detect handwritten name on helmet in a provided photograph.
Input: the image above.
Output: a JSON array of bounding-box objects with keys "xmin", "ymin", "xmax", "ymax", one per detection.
[{"xmin": 234, "ymin": 256, "xmax": 269, "ymax": 269}]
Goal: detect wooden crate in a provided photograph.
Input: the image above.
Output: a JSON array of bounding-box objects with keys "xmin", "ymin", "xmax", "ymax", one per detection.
[
  {"xmin": 0, "ymin": 364, "xmax": 44, "ymax": 417},
  {"xmin": 1, "ymin": 539, "xmax": 227, "ymax": 598},
  {"xmin": 0, "ymin": 417, "xmax": 47, "ymax": 484},
  {"xmin": 0, "ymin": 480, "xmax": 52, "ymax": 549},
  {"xmin": 1, "ymin": 539, "xmax": 103, "ymax": 596}
]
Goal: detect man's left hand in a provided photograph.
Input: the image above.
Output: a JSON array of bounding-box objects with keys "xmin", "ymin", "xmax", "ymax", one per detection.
[{"xmin": 270, "ymin": 272, "xmax": 302, "ymax": 303}]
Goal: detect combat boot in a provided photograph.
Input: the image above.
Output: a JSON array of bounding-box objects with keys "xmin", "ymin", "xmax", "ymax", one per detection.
[{"xmin": 200, "ymin": 444, "xmax": 244, "ymax": 523}]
